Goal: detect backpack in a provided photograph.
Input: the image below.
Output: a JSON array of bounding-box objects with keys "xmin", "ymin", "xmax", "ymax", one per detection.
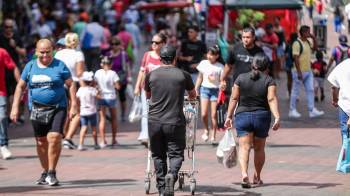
[{"xmin": 335, "ymin": 46, "xmax": 350, "ymax": 64}]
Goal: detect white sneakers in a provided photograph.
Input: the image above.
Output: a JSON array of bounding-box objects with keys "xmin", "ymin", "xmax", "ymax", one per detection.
[
  {"xmin": 309, "ymin": 108, "xmax": 325, "ymax": 118},
  {"xmin": 289, "ymin": 108, "xmax": 324, "ymax": 118},
  {"xmin": 288, "ymin": 109, "xmax": 301, "ymax": 118},
  {"xmin": 1, "ymin": 146, "xmax": 12, "ymax": 160}
]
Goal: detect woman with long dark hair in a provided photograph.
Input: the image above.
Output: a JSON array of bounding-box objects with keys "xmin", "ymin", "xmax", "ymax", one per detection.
[{"xmin": 224, "ymin": 53, "xmax": 280, "ymax": 188}]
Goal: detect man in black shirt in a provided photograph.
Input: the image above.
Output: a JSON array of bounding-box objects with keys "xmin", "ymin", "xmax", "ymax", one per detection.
[
  {"xmin": 178, "ymin": 25, "xmax": 207, "ymax": 82},
  {"xmin": 220, "ymin": 27, "xmax": 264, "ymax": 89},
  {"xmin": 144, "ymin": 45, "xmax": 196, "ymax": 196}
]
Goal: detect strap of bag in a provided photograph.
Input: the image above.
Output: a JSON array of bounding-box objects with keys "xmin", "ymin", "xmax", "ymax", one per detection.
[{"xmin": 217, "ymin": 90, "xmax": 226, "ymax": 104}]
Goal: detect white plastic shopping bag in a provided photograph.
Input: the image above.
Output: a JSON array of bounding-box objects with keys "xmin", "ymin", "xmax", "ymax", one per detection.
[
  {"xmin": 128, "ymin": 96, "xmax": 143, "ymax": 123},
  {"xmin": 216, "ymin": 129, "xmax": 237, "ymax": 168},
  {"xmin": 126, "ymin": 83, "xmax": 134, "ymax": 99}
]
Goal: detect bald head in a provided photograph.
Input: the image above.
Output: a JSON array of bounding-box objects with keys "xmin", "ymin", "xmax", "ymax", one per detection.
[{"xmin": 36, "ymin": 39, "xmax": 54, "ymax": 66}]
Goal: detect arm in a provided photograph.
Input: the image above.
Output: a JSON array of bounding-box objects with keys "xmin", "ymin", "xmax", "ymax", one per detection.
[
  {"xmin": 114, "ymin": 81, "xmax": 121, "ymax": 90},
  {"xmin": 10, "ymin": 79, "xmax": 27, "ymax": 122},
  {"xmin": 331, "ymin": 86, "xmax": 339, "ymax": 107},
  {"xmin": 134, "ymin": 70, "xmax": 145, "ymax": 96},
  {"xmin": 65, "ymin": 79, "xmax": 78, "ymax": 119},
  {"xmin": 220, "ymin": 63, "xmax": 233, "ymax": 90},
  {"xmin": 224, "ymin": 84, "xmax": 240, "ymax": 128},
  {"xmin": 187, "ymin": 88, "xmax": 196, "ymax": 100},
  {"xmin": 267, "ymin": 85, "xmax": 280, "ymax": 130},
  {"xmin": 13, "ymin": 66, "xmax": 20, "ymax": 82},
  {"xmin": 195, "ymin": 73, "xmax": 203, "ymax": 96},
  {"xmin": 293, "ymin": 54, "xmax": 303, "ymax": 80},
  {"xmin": 310, "ymin": 34, "xmax": 318, "ymax": 51}
]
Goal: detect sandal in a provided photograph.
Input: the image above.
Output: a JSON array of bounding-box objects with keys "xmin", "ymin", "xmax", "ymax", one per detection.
[
  {"xmin": 253, "ymin": 176, "xmax": 263, "ymax": 186},
  {"xmin": 241, "ymin": 176, "xmax": 251, "ymax": 189}
]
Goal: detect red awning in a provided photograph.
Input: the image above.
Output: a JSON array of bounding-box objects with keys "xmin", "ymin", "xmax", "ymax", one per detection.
[{"xmin": 137, "ymin": 1, "xmax": 192, "ymax": 11}]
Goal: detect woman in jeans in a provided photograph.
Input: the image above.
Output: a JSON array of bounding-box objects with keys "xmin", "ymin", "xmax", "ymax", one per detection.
[{"xmin": 224, "ymin": 53, "xmax": 280, "ymax": 188}]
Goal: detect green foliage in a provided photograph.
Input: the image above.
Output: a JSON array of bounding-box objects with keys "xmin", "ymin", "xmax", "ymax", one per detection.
[{"xmin": 236, "ymin": 9, "xmax": 265, "ymax": 28}]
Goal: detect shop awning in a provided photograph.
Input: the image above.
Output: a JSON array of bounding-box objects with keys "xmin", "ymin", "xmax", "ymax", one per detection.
[
  {"xmin": 225, "ymin": 0, "xmax": 303, "ymax": 10},
  {"xmin": 137, "ymin": 1, "xmax": 192, "ymax": 11}
]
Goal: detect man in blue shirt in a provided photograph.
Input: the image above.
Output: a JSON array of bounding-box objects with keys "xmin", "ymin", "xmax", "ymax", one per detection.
[{"xmin": 10, "ymin": 39, "xmax": 78, "ymax": 186}]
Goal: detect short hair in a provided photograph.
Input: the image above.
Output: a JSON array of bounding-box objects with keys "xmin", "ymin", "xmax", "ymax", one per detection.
[
  {"xmin": 299, "ymin": 25, "xmax": 310, "ymax": 35},
  {"xmin": 242, "ymin": 26, "xmax": 255, "ymax": 36},
  {"xmin": 65, "ymin": 32, "xmax": 79, "ymax": 48},
  {"xmin": 160, "ymin": 45, "xmax": 176, "ymax": 65},
  {"xmin": 188, "ymin": 25, "xmax": 200, "ymax": 32}
]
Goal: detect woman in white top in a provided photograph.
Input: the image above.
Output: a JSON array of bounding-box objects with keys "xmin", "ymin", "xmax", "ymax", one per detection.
[
  {"xmin": 55, "ymin": 32, "xmax": 85, "ymax": 149},
  {"xmin": 94, "ymin": 56, "xmax": 121, "ymax": 147},
  {"xmin": 195, "ymin": 45, "xmax": 224, "ymax": 143}
]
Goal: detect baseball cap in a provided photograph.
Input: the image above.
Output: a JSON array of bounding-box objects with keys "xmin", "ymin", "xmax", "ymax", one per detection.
[
  {"xmin": 56, "ymin": 38, "xmax": 65, "ymax": 46},
  {"xmin": 160, "ymin": 45, "xmax": 176, "ymax": 60},
  {"xmin": 339, "ymin": 34, "xmax": 348, "ymax": 44},
  {"xmin": 80, "ymin": 71, "xmax": 94, "ymax": 82}
]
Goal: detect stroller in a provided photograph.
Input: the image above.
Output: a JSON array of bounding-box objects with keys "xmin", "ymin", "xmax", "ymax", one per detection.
[{"xmin": 144, "ymin": 97, "xmax": 199, "ymax": 195}]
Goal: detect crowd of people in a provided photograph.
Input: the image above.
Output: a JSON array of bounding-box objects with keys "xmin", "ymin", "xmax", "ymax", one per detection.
[{"xmin": 0, "ymin": 0, "xmax": 349, "ymax": 195}]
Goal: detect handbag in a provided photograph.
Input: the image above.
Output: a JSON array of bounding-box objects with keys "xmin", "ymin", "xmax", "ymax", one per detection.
[
  {"xmin": 336, "ymin": 128, "xmax": 350, "ymax": 173},
  {"xmin": 30, "ymin": 101, "xmax": 58, "ymax": 124},
  {"xmin": 216, "ymin": 90, "xmax": 227, "ymax": 130}
]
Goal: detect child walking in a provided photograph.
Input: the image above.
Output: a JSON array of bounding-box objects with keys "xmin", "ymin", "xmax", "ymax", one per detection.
[
  {"xmin": 76, "ymin": 71, "xmax": 99, "ymax": 151},
  {"xmin": 195, "ymin": 45, "xmax": 224, "ymax": 143},
  {"xmin": 94, "ymin": 56, "xmax": 121, "ymax": 148},
  {"xmin": 311, "ymin": 50, "xmax": 327, "ymax": 102}
]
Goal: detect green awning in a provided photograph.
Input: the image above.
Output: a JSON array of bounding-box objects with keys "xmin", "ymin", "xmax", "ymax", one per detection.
[{"xmin": 225, "ymin": 0, "xmax": 303, "ymax": 10}]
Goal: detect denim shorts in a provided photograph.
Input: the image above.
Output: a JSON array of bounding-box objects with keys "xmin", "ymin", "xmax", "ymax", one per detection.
[
  {"xmin": 98, "ymin": 99, "xmax": 116, "ymax": 108},
  {"xmin": 200, "ymin": 86, "xmax": 219, "ymax": 101},
  {"xmin": 234, "ymin": 110, "xmax": 271, "ymax": 138},
  {"xmin": 80, "ymin": 113, "xmax": 97, "ymax": 126}
]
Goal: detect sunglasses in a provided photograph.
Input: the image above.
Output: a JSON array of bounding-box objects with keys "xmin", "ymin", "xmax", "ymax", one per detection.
[
  {"xmin": 111, "ymin": 42, "xmax": 120, "ymax": 45},
  {"xmin": 151, "ymin": 41, "xmax": 162, "ymax": 45},
  {"xmin": 4, "ymin": 25, "xmax": 13, "ymax": 29}
]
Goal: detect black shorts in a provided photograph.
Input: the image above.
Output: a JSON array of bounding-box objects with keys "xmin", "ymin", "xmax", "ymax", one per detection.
[
  {"xmin": 118, "ymin": 83, "xmax": 127, "ymax": 102},
  {"xmin": 31, "ymin": 108, "xmax": 67, "ymax": 137}
]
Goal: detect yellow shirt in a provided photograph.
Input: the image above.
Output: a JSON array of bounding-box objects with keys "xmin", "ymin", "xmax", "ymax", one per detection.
[
  {"xmin": 305, "ymin": 0, "xmax": 313, "ymax": 7},
  {"xmin": 292, "ymin": 38, "xmax": 313, "ymax": 72}
]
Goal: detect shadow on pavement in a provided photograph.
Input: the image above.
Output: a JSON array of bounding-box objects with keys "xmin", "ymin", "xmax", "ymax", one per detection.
[
  {"xmin": 192, "ymin": 185, "xmax": 261, "ymax": 196},
  {"xmin": 267, "ymin": 144, "xmax": 320, "ymax": 148},
  {"xmin": 0, "ymin": 179, "xmax": 137, "ymax": 194},
  {"xmin": 237, "ymin": 182, "xmax": 340, "ymax": 189},
  {"xmin": 12, "ymin": 154, "xmax": 72, "ymax": 160}
]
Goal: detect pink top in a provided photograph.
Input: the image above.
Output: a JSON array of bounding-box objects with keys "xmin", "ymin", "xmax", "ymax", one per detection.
[{"xmin": 140, "ymin": 51, "xmax": 161, "ymax": 74}]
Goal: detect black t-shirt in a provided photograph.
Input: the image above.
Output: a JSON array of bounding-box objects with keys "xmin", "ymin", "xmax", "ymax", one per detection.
[
  {"xmin": 179, "ymin": 39, "xmax": 207, "ymax": 73},
  {"xmin": 144, "ymin": 66, "xmax": 195, "ymax": 125},
  {"xmin": 234, "ymin": 72, "xmax": 276, "ymax": 114},
  {"xmin": 227, "ymin": 43, "xmax": 264, "ymax": 82},
  {"xmin": 0, "ymin": 33, "xmax": 23, "ymax": 65}
]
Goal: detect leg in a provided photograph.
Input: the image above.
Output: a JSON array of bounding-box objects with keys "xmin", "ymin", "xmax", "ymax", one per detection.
[
  {"xmin": 36, "ymin": 136, "xmax": 49, "ymax": 171},
  {"xmin": 118, "ymin": 84, "xmax": 127, "ymax": 121},
  {"xmin": 238, "ymin": 133, "xmax": 254, "ymax": 180},
  {"xmin": 91, "ymin": 126, "xmax": 98, "ymax": 146},
  {"xmin": 148, "ymin": 122, "xmax": 167, "ymax": 193},
  {"xmin": 64, "ymin": 114, "xmax": 80, "ymax": 140},
  {"xmin": 79, "ymin": 126, "xmax": 88, "ymax": 146},
  {"xmin": 200, "ymin": 98, "xmax": 210, "ymax": 140},
  {"xmin": 253, "ymin": 137, "xmax": 267, "ymax": 183},
  {"xmin": 286, "ymin": 70, "xmax": 292, "ymax": 98},
  {"xmin": 110, "ymin": 107, "xmax": 118, "ymax": 144},
  {"xmin": 0, "ymin": 96, "xmax": 9, "ymax": 147},
  {"xmin": 210, "ymin": 100, "xmax": 218, "ymax": 141},
  {"xmin": 47, "ymin": 132, "xmax": 62, "ymax": 171},
  {"xmin": 289, "ymin": 71, "xmax": 302, "ymax": 111},
  {"xmin": 165, "ymin": 124, "xmax": 186, "ymax": 182},
  {"xmin": 303, "ymin": 71, "xmax": 315, "ymax": 112},
  {"xmin": 98, "ymin": 107, "xmax": 107, "ymax": 145}
]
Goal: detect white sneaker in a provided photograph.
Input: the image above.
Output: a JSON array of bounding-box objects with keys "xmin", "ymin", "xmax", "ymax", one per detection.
[
  {"xmin": 0, "ymin": 146, "xmax": 12, "ymax": 160},
  {"xmin": 309, "ymin": 108, "xmax": 324, "ymax": 118},
  {"xmin": 99, "ymin": 143, "xmax": 107, "ymax": 149},
  {"xmin": 77, "ymin": 145, "xmax": 87, "ymax": 151},
  {"xmin": 288, "ymin": 109, "xmax": 301, "ymax": 118}
]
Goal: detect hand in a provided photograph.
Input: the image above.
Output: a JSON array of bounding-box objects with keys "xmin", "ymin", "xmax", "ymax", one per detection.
[
  {"xmin": 272, "ymin": 118, "xmax": 280, "ymax": 131},
  {"xmin": 224, "ymin": 118, "xmax": 233, "ymax": 129},
  {"xmin": 195, "ymin": 88, "xmax": 200, "ymax": 97},
  {"xmin": 347, "ymin": 118, "xmax": 350, "ymax": 128},
  {"xmin": 10, "ymin": 107, "xmax": 19, "ymax": 123},
  {"xmin": 69, "ymin": 105, "xmax": 78, "ymax": 120},
  {"xmin": 219, "ymin": 80, "xmax": 227, "ymax": 90},
  {"xmin": 9, "ymin": 39, "xmax": 16, "ymax": 48},
  {"xmin": 186, "ymin": 56, "xmax": 193, "ymax": 61},
  {"xmin": 332, "ymin": 98, "xmax": 338, "ymax": 107},
  {"xmin": 190, "ymin": 64, "xmax": 197, "ymax": 69},
  {"xmin": 297, "ymin": 71, "xmax": 303, "ymax": 81},
  {"xmin": 134, "ymin": 88, "xmax": 140, "ymax": 96}
]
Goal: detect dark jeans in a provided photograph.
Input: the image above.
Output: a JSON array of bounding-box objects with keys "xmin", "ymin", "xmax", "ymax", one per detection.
[{"xmin": 148, "ymin": 122, "xmax": 186, "ymax": 191}]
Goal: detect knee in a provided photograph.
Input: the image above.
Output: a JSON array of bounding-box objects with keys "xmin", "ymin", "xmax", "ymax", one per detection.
[
  {"xmin": 253, "ymin": 145, "xmax": 265, "ymax": 153},
  {"xmin": 36, "ymin": 137, "xmax": 48, "ymax": 146},
  {"xmin": 201, "ymin": 113, "xmax": 208, "ymax": 120},
  {"xmin": 47, "ymin": 133, "xmax": 62, "ymax": 143}
]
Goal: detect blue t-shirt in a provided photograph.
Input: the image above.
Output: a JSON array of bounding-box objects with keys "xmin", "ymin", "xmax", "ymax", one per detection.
[{"xmin": 21, "ymin": 58, "xmax": 71, "ymax": 109}]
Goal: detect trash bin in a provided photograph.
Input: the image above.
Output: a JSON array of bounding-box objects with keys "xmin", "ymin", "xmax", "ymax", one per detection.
[{"xmin": 313, "ymin": 15, "xmax": 327, "ymax": 52}]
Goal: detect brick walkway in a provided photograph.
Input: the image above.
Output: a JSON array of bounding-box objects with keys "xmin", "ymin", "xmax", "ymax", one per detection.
[{"xmin": 1, "ymin": 6, "xmax": 350, "ymax": 196}]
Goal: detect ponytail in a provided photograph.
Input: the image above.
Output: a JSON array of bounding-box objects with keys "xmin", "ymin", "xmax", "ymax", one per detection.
[{"xmin": 250, "ymin": 53, "xmax": 269, "ymax": 81}]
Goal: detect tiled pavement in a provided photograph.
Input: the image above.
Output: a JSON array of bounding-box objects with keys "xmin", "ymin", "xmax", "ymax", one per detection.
[{"xmin": 1, "ymin": 6, "xmax": 350, "ymax": 196}]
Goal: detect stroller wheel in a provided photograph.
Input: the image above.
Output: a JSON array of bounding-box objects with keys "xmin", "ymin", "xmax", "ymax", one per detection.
[
  {"xmin": 190, "ymin": 178, "xmax": 196, "ymax": 195},
  {"xmin": 144, "ymin": 178, "xmax": 151, "ymax": 194}
]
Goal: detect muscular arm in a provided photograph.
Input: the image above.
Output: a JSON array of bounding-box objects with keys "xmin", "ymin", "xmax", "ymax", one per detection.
[{"xmin": 220, "ymin": 63, "xmax": 233, "ymax": 90}]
